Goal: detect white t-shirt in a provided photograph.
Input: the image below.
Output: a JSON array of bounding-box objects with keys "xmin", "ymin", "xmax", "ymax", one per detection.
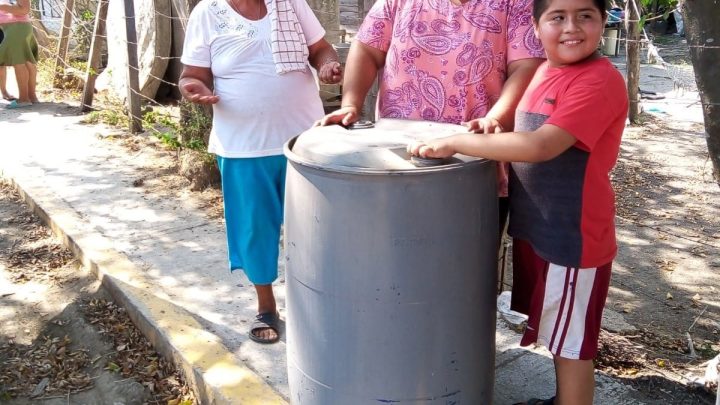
[{"xmin": 181, "ymin": 0, "xmax": 325, "ymax": 158}]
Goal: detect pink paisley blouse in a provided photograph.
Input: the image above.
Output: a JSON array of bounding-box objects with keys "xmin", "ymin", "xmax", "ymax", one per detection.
[{"xmin": 358, "ymin": 0, "xmax": 544, "ymax": 122}]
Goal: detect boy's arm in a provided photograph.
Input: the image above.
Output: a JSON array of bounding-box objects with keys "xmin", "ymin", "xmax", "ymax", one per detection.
[
  {"xmin": 464, "ymin": 58, "xmax": 544, "ymax": 133},
  {"xmin": 408, "ymin": 124, "xmax": 577, "ymax": 163}
]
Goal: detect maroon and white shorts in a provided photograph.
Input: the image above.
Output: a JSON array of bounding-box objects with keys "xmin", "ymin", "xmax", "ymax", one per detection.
[{"xmin": 510, "ymin": 239, "xmax": 612, "ymax": 360}]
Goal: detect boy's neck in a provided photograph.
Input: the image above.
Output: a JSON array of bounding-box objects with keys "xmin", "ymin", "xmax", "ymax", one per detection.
[{"xmin": 548, "ymin": 51, "xmax": 602, "ymax": 68}]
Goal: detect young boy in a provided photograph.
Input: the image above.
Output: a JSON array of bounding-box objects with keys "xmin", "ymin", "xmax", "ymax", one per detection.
[{"xmin": 407, "ymin": 0, "xmax": 627, "ymax": 404}]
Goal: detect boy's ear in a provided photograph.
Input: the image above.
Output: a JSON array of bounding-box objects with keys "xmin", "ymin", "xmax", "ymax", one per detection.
[{"xmin": 532, "ymin": 17, "xmax": 540, "ymax": 39}]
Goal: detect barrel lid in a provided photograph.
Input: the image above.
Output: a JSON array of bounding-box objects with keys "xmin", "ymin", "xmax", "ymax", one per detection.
[{"xmin": 287, "ymin": 119, "xmax": 484, "ymax": 173}]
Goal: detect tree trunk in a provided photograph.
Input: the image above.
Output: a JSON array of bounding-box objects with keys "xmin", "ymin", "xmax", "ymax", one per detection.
[
  {"xmin": 683, "ymin": 0, "xmax": 720, "ymax": 186},
  {"xmin": 626, "ymin": 0, "xmax": 641, "ymax": 123}
]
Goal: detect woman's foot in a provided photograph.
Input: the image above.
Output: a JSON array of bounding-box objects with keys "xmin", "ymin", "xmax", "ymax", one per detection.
[
  {"xmin": 2, "ymin": 93, "xmax": 16, "ymax": 101},
  {"xmin": 248, "ymin": 312, "xmax": 280, "ymax": 344},
  {"xmin": 5, "ymin": 100, "xmax": 32, "ymax": 109},
  {"xmin": 251, "ymin": 284, "xmax": 279, "ymax": 343}
]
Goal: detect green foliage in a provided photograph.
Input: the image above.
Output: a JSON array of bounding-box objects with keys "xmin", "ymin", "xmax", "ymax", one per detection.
[
  {"xmin": 142, "ymin": 110, "xmax": 183, "ymax": 148},
  {"xmin": 640, "ymin": 0, "xmax": 677, "ymax": 9},
  {"xmin": 185, "ymin": 137, "xmax": 206, "ymax": 151},
  {"xmin": 69, "ymin": 59, "xmax": 89, "ymax": 72},
  {"xmin": 106, "ymin": 361, "xmax": 121, "ymax": 373},
  {"xmin": 82, "ymin": 109, "xmax": 129, "ymax": 128},
  {"xmin": 178, "ymin": 101, "xmax": 212, "ymax": 145},
  {"xmin": 71, "ymin": 6, "xmax": 96, "ymax": 57},
  {"xmin": 638, "ymin": 0, "xmax": 680, "ymax": 29},
  {"xmin": 80, "ymin": 9, "xmax": 94, "ymax": 21},
  {"xmin": 696, "ymin": 341, "xmax": 720, "ymax": 358},
  {"xmin": 156, "ymin": 131, "xmax": 182, "ymax": 149},
  {"xmin": 176, "ymin": 101, "xmax": 214, "ymax": 162},
  {"xmin": 79, "ymin": 99, "xmax": 212, "ymax": 162},
  {"xmin": 142, "ymin": 107, "xmax": 212, "ymax": 161}
]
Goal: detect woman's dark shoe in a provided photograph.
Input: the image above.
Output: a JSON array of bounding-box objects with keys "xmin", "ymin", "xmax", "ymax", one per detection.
[{"xmin": 248, "ymin": 311, "xmax": 280, "ymax": 344}]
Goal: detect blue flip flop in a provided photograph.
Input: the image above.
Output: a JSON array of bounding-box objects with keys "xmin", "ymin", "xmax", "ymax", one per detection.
[{"xmin": 5, "ymin": 100, "xmax": 32, "ymax": 109}]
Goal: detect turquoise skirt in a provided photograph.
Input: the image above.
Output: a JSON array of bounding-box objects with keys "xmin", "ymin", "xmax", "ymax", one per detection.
[{"xmin": 217, "ymin": 155, "xmax": 287, "ymax": 285}]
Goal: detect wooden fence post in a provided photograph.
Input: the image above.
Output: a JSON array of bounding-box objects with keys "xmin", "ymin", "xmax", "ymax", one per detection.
[
  {"xmin": 626, "ymin": 0, "xmax": 641, "ymax": 123},
  {"xmin": 123, "ymin": 0, "xmax": 143, "ymax": 133},
  {"xmin": 81, "ymin": 0, "xmax": 109, "ymax": 112},
  {"xmin": 53, "ymin": 0, "xmax": 74, "ymax": 88}
]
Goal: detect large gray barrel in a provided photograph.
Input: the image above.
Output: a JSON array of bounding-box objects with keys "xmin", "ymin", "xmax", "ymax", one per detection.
[{"xmin": 284, "ymin": 119, "xmax": 498, "ymax": 404}]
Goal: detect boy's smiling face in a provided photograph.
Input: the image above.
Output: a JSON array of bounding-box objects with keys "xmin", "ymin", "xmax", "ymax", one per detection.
[{"xmin": 533, "ymin": 0, "xmax": 606, "ymax": 67}]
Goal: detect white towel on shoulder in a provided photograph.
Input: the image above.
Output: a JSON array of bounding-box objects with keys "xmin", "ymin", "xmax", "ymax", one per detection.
[{"xmin": 266, "ymin": 0, "xmax": 309, "ymax": 74}]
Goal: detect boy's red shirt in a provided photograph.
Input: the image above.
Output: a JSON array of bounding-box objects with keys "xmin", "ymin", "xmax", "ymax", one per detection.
[{"xmin": 508, "ymin": 57, "xmax": 628, "ymax": 268}]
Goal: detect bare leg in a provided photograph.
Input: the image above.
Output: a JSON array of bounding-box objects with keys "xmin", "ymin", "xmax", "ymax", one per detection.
[
  {"xmin": 25, "ymin": 62, "xmax": 38, "ymax": 103},
  {"xmin": 553, "ymin": 357, "xmax": 595, "ymax": 405},
  {"xmin": 253, "ymin": 284, "xmax": 278, "ymax": 341},
  {"xmin": 0, "ymin": 66, "xmax": 14, "ymax": 100},
  {"xmin": 12, "ymin": 63, "xmax": 30, "ymax": 103}
]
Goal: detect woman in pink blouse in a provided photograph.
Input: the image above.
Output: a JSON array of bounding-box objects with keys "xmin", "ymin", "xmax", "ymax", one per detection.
[{"xmin": 318, "ymin": 0, "xmax": 546, "ymax": 237}]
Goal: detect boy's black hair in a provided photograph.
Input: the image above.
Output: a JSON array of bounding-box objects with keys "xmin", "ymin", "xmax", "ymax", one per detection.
[{"xmin": 533, "ymin": 0, "xmax": 608, "ymax": 21}]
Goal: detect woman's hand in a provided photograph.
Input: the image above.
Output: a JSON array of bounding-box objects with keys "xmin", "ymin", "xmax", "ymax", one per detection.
[
  {"xmin": 407, "ymin": 137, "xmax": 456, "ymax": 159},
  {"xmin": 308, "ymin": 39, "xmax": 342, "ymax": 84},
  {"xmin": 179, "ymin": 78, "xmax": 219, "ymax": 104},
  {"xmin": 318, "ymin": 61, "xmax": 343, "ymax": 85},
  {"xmin": 463, "ymin": 117, "xmax": 503, "ymax": 134},
  {"xmin": 314, "ymin": 105, "xmax": 359, "ymax": 127}
]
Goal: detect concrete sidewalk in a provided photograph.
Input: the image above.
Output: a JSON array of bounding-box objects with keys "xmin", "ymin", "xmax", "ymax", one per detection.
[{"xmin": 0, "ymin": 101, "xmax": 643, "ymax": 404}]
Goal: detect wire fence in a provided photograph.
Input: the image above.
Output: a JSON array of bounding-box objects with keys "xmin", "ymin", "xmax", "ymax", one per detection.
[
  {"xmin": 16, "ymin": 0, "xmax": 718, "ymax": 135},
  {"xmin": 25, "ymin": 0, "xmax": 353, "ymax": 135}
]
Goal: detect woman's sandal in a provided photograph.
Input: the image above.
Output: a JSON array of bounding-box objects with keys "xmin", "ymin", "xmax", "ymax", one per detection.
[{"xmin": 248, "ymin": 312, "xmax": 280, "ymax": 344}]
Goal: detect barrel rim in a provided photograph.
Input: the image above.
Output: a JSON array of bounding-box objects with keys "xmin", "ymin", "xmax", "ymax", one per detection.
[{"xmin": 283, "ymin": 136, "xmax": 492, "ymax": 175}]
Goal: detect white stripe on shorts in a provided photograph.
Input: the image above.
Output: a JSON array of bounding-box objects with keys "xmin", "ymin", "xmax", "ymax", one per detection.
[{"xmin": 536, "ymin": 264, "xmax": 597, "ymax": 359}]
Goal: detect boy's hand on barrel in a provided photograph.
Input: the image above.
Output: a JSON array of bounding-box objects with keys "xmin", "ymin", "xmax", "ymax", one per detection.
[
  {"xmin": 407, "ymin": 138, "xmax": 455, "ymax": 159},
  {"xmin": 314, "ymin": 106, "xmax": 359, "ymax": 127},
  {"xmin": 463, "ymin": 117, "xmax": 503, "ymax": 134}
]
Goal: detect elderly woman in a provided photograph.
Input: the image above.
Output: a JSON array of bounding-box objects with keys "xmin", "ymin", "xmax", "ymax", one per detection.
[
  {"xmin": 0, "ymin": 0, "xmax": 38, "ymax": 109},
  {"xmin": 180, "ymin": 0, "xmax": 341, "ymax": 343}
]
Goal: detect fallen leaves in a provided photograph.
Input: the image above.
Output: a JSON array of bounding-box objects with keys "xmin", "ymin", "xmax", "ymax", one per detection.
[
  {"xmin": 82, "ymin": 298, "xmax": 196, "ymax": 404},
  {"xmin": 595, "ymin": 327, "xmax": 718, "ymax": 382},
  {"xmin": 0, "ymin": 335, "xmax": 92, "ymax": 398},
  {"xmin": 657, "ymin": 259, "xmax": 677, "ymax": 272},
  {"xmin": 0, "ymin": 300, "xmax": 196, "ymax": 403},
  {"xmin": 0, "ymin": 182, "xmax": 196, "ymax": 404},
  {"xmin": 0, "ymin": 197, "xmax": 75, "ymax": 284}
]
